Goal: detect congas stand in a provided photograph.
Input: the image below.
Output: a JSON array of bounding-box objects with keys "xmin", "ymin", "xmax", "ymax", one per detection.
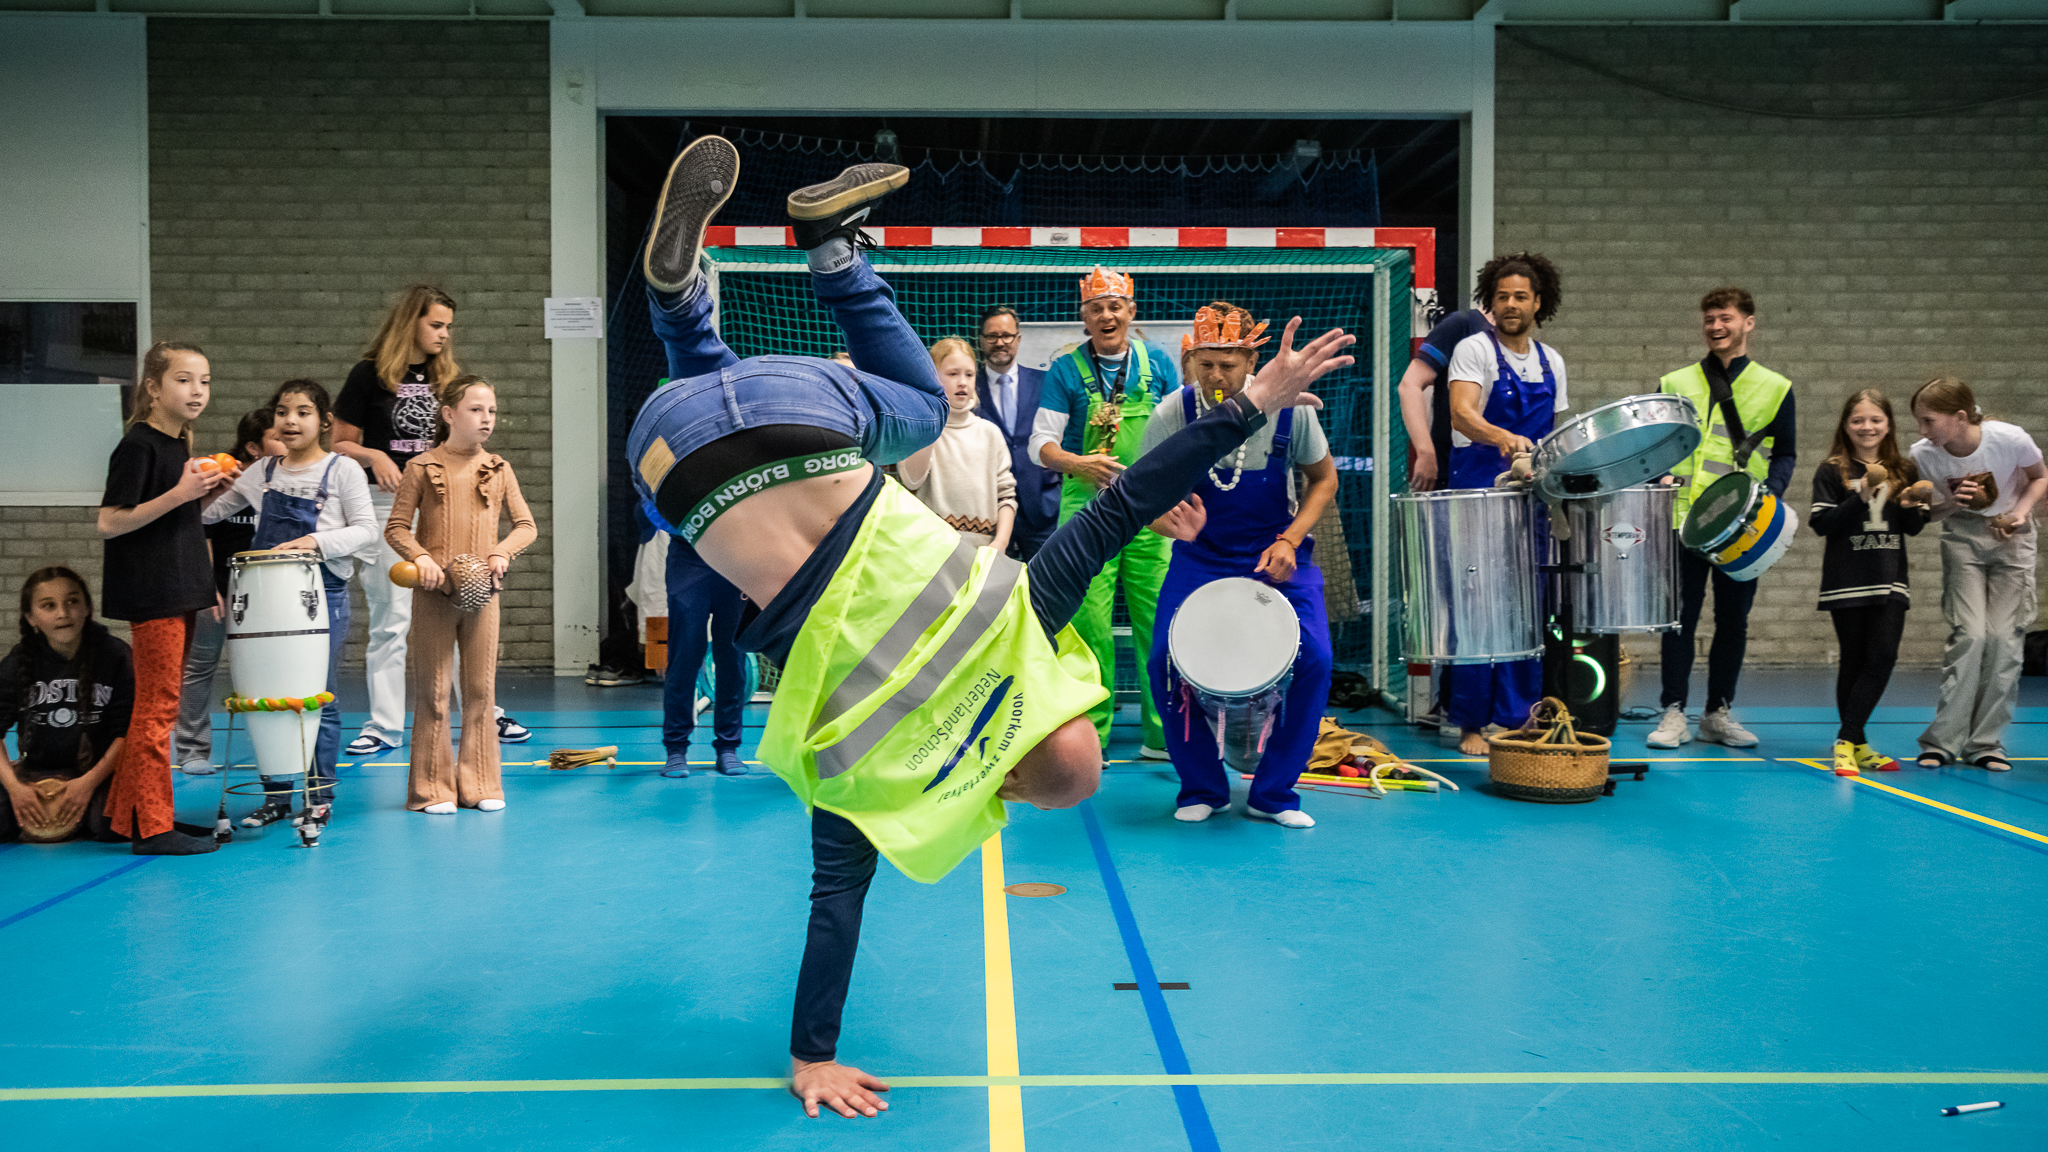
[{"xmin": 1540, "ymin": 523, "xmax": 1647, "ymax": 795}]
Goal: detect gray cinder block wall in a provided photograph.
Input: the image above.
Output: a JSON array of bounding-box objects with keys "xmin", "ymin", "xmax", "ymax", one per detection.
[
  {"xmin": 1495, "ymin": 26, "xmax": 2048, "ymax": 667},
  {"xmin": 144, "ymin": 18, "xmax": 553, "ymax": 668}
]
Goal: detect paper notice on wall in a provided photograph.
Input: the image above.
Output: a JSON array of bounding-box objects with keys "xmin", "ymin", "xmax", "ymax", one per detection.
[{"xmin": 545, "ymin": 297, "xmax": 604, "ymax": 339}]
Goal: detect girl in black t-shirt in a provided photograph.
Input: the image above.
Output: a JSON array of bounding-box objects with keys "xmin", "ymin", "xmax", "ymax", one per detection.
[
  {"xmin": 333, "ymin": 286, "xmax": 462, "ymax": 756},
  {"xmin": 96, "ymin": 341, "xmax": 236, "ymax": 855},
  {"xmin": 1809, "ymin": 389, "xmax": 1931, "ymax": 778}
]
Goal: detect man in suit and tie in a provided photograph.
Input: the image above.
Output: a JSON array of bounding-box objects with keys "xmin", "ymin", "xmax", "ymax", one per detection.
[{"xmin": 974, "ymin": 305, "xmax": 1060, "ymax": 559}]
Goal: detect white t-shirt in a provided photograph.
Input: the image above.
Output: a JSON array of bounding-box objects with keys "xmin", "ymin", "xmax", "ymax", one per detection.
[
  {"xmin": 1909, "ymin": 420, "xmax": 2043, "ymax": 519},
  {"xmin": 1444, "ymin": 332, "xmax": 1569, "ymax": 448},
  {"xmin": 204, "ymin": 451, "xmax": 378, "ymax": 579}
]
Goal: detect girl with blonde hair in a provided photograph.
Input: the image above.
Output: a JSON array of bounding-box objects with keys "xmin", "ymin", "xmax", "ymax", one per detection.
[{"xmin": 895, "ymin": 336, "xmax": 1017, "ymax": 551}]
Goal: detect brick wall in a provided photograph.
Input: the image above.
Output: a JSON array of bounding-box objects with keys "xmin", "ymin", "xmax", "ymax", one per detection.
[
  {"xmin": 1496, "ymin": 26, "xmax": 2048, "ymax": 667},
  {"xmin": 146, "ymin": 18, "xmax": 552, "ymax": 667}
]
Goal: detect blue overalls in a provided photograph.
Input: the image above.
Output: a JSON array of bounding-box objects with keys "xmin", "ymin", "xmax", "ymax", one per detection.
[
  {"xmin": 250, "ymin": 455, "xmax": 349, "ymax": 806},
  {"xmin": 1442, "ymin": 334, "xmax": 1556, "ymax": 732},
  {"xmin": 1147, "ymin": 392, "xmax": 1334, "ymax": 815}
]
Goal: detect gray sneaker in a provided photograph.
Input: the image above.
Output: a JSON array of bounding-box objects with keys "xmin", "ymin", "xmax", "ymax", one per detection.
[
  {"xmin": 1646, "ymin": 705, "xmax": 1691, "ymax": 749},
  {"xmin": 644, "ymin": 135, "xmax": 740, "ymax": 294},
  {"xmin": 1697, "ymin": 706, "xmax": 1759, "ymax": 748}
]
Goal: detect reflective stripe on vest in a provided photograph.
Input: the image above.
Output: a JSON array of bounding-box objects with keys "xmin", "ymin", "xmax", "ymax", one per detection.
[
  {"xmin": 811, "ymin": 536, "xmax": 977, "ymax": 736},
  {"xmin": 815, "ymin": 549, "xmax": 1025, "ymax": 780}
]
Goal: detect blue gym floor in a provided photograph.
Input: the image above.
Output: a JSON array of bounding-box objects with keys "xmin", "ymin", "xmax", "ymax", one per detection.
[{"xmin": 6, "ymin": 669, "xmax": 2046, "ymax": 1150}]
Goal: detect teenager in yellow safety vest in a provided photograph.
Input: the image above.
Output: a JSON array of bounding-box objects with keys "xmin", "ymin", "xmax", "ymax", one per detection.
[
  {"xmin": 625, "ymin": 139, "xmax": 1356, "ymax": 1120},
  {"xmin": 1028, "ymin": 267, "xmax": 1179, "ymax": 756},
  {"xmin": 1649, "ymin": 285, "xmax": 1796, "ymax": 752}
]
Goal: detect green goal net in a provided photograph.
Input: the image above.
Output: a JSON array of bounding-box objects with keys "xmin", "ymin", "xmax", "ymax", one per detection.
[{"xmin": 705, "ymin": 244, "xmax": 1411, "ymax": 706}]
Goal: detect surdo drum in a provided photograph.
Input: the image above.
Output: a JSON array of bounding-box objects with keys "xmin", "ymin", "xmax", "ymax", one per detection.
[
  {"xmin": 1680, "ymin": 471, "xmax": 1798, "ymax": 582},
  {"xmin": 1553, "ymin": 484, "xmax": 1679, "ymax": 633},
  {"xmin": 1167, "ymin": 577, "xmax": 1301, "ymax": 772},
  {"xmin": 1394, "ymin": 488, "xmax": 1541, "ymax": 664},
  {"xmin": 227, "ymin": 550, "xmax": 330, "ymax": 781}
]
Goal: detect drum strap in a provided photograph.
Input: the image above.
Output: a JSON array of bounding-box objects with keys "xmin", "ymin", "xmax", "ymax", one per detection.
[{"xmin": 1705, "ymin": 360, "xmax": 1769, "ymax": 468}]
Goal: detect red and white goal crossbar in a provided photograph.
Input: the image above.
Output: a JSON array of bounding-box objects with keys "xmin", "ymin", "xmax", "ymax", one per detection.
[{"xmin": 704, "ymin": 225, "xmax": 1439, "ymax": 332}]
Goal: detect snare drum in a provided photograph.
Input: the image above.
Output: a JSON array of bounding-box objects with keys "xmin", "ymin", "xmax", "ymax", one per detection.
[
  {"xmin": 1679, "ymin": 472, "xmax": 1799, "ymax": 582},
  {"xmin": 1168, "ymin": 577, "xmax": 1300, "ymax": 772},
  {"xmin": 1534, "ymin": 395, "xmax": 1701, "ymax": 501},
  {"xmin": 227, "ymin": 550, "xmax": 330, "ymax": 779},
  {"xmin": 1394, "ymin": 488, "xmax": 1540, "ymax": 664}
]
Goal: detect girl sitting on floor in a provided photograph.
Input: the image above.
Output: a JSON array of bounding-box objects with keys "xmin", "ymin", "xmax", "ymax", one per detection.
[
  {"xmin": 384, "ymin": 375, "xmax": 537, "ymax": 814},
  {"xmin": 1809, "ymin": 389, "xmax": 1929, "ymax": 777},
  {"xmin": 205, "ymin": 380, "xmax": 377, "ymax": 826},
  {"xmin": 0, "ymin": 568, "xmax": 135, "ymax": 845}
]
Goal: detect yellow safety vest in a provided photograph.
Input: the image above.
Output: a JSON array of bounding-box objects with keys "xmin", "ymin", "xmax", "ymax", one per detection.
[
  {"xmin": 761, "ymin": 479, "xmax": 1109, "ymax": 883},
  {"xmin": 1659, "ymin": 360, "xmax": 1792, "ymax": 527}
]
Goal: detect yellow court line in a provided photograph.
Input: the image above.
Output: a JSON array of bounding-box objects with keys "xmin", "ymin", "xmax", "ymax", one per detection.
[
  {"xmin": 981, "ymin": 833, "xmax": 1026, "ymax": 1152},
  {"xmin": 1790, "ymin": 759, "xmax": 2048, "ymax": 847},
  {"xmin": 7, "ymin": 1072, "xmax": 2046, "ymax": 1102}
]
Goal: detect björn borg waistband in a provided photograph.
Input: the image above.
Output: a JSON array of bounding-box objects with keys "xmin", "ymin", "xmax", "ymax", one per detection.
[{"xmin": 673, "ymin": 449, "xmax": 869, "ymax": 544}]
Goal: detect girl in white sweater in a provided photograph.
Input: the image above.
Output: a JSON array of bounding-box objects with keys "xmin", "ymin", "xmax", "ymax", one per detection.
[{"xmin": 897, "ymin": 337, "xmax": 1017, "ymax": 550}]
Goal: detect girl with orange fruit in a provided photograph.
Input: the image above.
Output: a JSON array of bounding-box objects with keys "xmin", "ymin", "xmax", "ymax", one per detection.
[{"xmin": 95, "ymin": 341, "xmax": 236, "ymax": 855}]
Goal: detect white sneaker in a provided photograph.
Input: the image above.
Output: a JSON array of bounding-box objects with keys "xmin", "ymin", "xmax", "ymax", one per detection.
[
  {"xmin": 1174, "ymin": 803, "xmax": 1226, "ymax": 822},
  {"xmin": 421, "ymin": 801, "xmax": 457, "ymax": 815},
  {"xmin": 1247, "ymin": 806, "xmax": 1315, "ymax": 828},
  {"xmin": 1646, "ymin": 705, "xmax": 1691, "ymax": 749},
  {"xmin": 1697, "ymin": 706, "xmax": 1759, "ymax": 748},
  {"xmin": 1138, "ymin": 745, "xmax": 1171, "ymax": 761},
  {"xmin": 475, "ymin": 798, "xmax": 505, "ymax": 812}
]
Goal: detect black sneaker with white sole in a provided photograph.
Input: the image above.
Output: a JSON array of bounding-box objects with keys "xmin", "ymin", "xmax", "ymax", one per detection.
[
  {"xmin": 644, "ymin": 135, "xmax": 740, "ymax": 295},
  {"xmin": 788, "ymin": 163, "xmax": 909, "ymax": 252},
  {"xmin": 497, "ymin": 715, "xmax": 532, "ymax": 744},
  {"xmin": 345, "ymin": 733, "xmax": 397, "ymax": 757}
]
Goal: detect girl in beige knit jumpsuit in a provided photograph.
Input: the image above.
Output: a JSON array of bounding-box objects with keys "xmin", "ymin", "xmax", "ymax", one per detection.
[{"xmin": 384, "ymin": 375, "xmax": 537, "ymax": 813}]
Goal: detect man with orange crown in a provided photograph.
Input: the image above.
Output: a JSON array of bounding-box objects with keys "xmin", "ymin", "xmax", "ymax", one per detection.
[
  {"xmin": 1137, "ymin": 302, "xmax": 1339, "ymax": 827},
  {"xmin": 1029, "ymin": 266, "xmax": 1180, "ymax": 757}
]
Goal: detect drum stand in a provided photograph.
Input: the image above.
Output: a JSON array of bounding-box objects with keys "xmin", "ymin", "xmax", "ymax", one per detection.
[
  {"xmin": 212, "ymin": 708, "xmax": 332, "ymax": 848},
  {"xmin": 1541, "ymin": 507, "xmax": 1647, "ymax": 794}
]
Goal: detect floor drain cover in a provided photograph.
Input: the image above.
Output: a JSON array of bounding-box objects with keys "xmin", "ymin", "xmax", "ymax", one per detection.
[{"xmin": 1003, "ymin": 882, "xmax": 1066, "ymax": 898}]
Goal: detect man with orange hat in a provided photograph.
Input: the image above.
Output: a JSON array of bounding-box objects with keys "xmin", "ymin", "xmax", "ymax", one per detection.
[
  {"xmin": 1137, "ymin": 302, "xmax": 1338, "ymax": 828},
  {"xmin": 1029, "ymin": 266, "xmax": 1180, "ymax": 757}
]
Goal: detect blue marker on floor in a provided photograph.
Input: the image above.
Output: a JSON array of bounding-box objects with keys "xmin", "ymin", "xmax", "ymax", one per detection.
[{"xmin": 1941, "ymin": 1101, "xmax": 2003, "ymax": 1116}]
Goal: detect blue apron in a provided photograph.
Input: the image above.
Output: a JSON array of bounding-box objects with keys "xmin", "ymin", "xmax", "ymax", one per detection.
[
  {"xmin": 1147, "ymin": 390, "xmax": 1333, "ymax": 814},
  {"xmin": 1448, "ymin": 333, "xmax": 1557, "ymax": 490},
  {"xmin": 1442, "ymin": 334, "xmax": 1555, "ymax": 731}
]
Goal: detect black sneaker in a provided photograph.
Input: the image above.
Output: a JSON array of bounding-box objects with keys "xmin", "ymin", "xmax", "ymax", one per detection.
[
  {"xmin": 240, "ymin": 801, "xmax": 291, "ymax": 829},
  {"xmin": 132, "ymin": 828, "xmax": 221, "ymax": 856},
  {"xmin": 593, "ymin": 665, "xmax": 650, "ymax": 688},
  {"xmin": 787, "ymin": 163, "xmax": 909, "ymax": 252},
  {"xmin": 497, "ymin": 715, "xmax": 532, "ymax": 744},
  {"xmin": 644, "ymin": 134, "xmax": 740, "ymax": 295}
]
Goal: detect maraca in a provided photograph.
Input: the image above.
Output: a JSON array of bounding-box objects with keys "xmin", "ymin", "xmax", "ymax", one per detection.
[{"xmin": 390, "ymin": 561, "xmax": 420, "ymax": 588}]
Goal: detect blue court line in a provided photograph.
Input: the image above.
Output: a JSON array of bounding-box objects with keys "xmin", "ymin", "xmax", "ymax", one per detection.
[
  {"xmin": 1078, "ymin": 801, "xmax": 1221, "ymax": 1152},
  {"xmin": 0, "ymin": 858, "xmax": 154, "ymax": 931}
]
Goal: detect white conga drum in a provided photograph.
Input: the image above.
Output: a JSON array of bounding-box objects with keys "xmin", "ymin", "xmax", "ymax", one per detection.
[
  {"xmin": 226, "ymin": 551, "xmax": 330, "ymax": 781},
  {"xmin": 1167, "ymin": 577, "xmax": 1301, "ymax": 772}
]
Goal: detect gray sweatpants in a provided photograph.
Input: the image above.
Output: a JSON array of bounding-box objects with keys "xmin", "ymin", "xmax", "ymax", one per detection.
[{"xmin": 1920, "ymin": 514, "xmax": 2038, "ymax": 762}]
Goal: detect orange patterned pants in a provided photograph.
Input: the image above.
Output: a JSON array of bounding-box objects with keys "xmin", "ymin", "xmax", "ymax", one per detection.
[{"xmin": 108, "ymin": 613, "xmax": 191, "ymax": 840}]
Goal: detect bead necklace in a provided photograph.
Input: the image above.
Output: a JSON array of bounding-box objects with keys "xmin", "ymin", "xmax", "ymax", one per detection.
[{"xmin": 1196, "ymin": 387, "xmax": 1252, "ymax": 491}]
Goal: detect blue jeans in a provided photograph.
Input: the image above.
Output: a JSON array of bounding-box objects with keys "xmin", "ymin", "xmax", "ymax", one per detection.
[
  {"xmin": 634, "ymin": 259, "xmax": 947, "ymax": 474},
  {"xmin": 265, "ymin": 568, "xmax": 346, "ymax": 807},
  {"xmin": 663, "ymin": 542, "xmax": 746, "ymax": 754}
]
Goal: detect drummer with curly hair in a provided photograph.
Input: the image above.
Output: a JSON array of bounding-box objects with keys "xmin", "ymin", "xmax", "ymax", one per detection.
[
  {"xmin": 1441, "ymin": 253, "xmax": 1569, "ymax": 757},
  {"xmin": 1137, "ymin": 302, "xmax": 1339, "ymax": 828}
]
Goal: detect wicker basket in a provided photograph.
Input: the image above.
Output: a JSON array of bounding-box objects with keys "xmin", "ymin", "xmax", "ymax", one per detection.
[{"xmin": 1487, "ymin": 697, "xmax": 1611, "ymax": 803}]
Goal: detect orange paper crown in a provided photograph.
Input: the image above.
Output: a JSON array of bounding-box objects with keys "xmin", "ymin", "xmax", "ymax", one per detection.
[
  {"xmin": 1078, "ymin": 265, "xmax": 1135, "ymax": 303},
  {"xmin": 1179, "ymin": 305, "xmax": 1271, "ymax": 357}
]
